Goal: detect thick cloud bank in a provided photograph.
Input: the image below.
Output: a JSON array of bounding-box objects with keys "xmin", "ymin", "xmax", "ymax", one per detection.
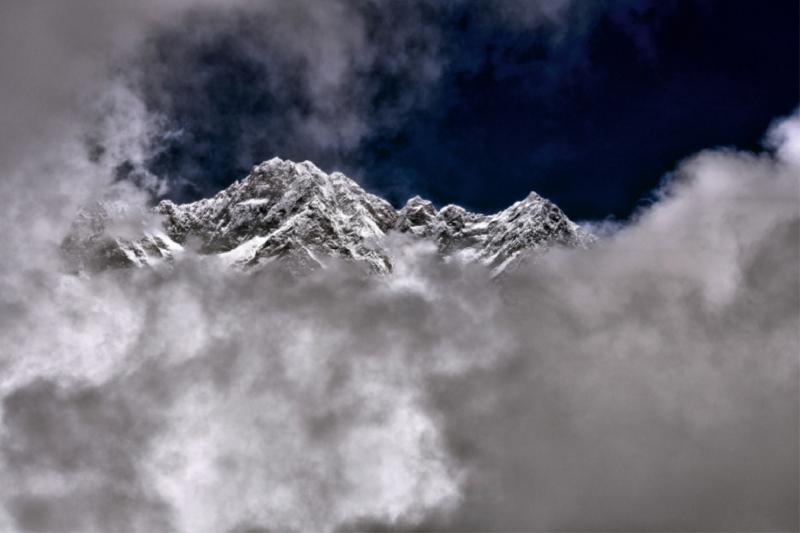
[
  {"xmin": 1, "ymin": 0, "xmax": 604, "ymax": 205},
  {"xmin": 0, "ymin": 1, "xmax": 798, "ymax": 531},
  {"xmin": 0, "ymin": 111, "xmax": 797, "ymax": 531}
]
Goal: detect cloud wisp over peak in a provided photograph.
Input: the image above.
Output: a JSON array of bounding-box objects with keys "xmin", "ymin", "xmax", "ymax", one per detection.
[
  {"xmin": 0, "ymin": 106, "xmax": 797, "ymax": 530},
  {"xmin": 0, "ymin": 1, "xmax": 797, "ymax": 531}
]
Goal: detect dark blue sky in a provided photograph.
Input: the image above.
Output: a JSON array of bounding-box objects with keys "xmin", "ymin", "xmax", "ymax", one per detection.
[{"xmin": 137, "ymin": 0, "xmax": 799, "ymax": 220}]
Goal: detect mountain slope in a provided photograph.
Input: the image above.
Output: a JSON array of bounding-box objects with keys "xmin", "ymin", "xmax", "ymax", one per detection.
[
  {"xmin": 395, "ymin": 191, "xmax": 594, "ymax": 276},
  {"xmin": 65, "ymin": 158, "xmax": 595, "ymax": 276},
  {"xmin": 156, "ymin": 158, "xmax": 398, "ymax": 273}
]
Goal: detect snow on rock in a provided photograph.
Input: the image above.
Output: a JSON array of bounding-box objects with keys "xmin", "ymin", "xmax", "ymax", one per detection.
[
  {"xmin": 61, "ymin": 202, "xmax": 182, "ymax": 274},
  {"xmin": 155, "ymin": 159, "xmax": 397, "ymax": 274},
  {"xmin": 395, "ymin": 190, "xmax": 595, "ymax": 276},
  {"xmin": 63, "ymin": 158, "xmax": 595, "ymax": 276}
]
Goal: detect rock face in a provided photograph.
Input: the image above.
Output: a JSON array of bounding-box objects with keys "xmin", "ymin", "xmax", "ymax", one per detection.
[
  {"xmin": 156, "ymin": 158, "xmax": 398, "ymax": 274},
  {"xmin": 61, "ymin": 201, "xmax": 182, "ymax": 274},
  {"xmin": 395, "ymin": 191, "xmax": 594, "ymax": 275},
  {"xmin": 65, "ymin": 158, "xmax": 595, "ymax": 276}
]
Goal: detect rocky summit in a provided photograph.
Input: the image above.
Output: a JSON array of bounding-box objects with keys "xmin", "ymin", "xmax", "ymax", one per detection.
[{"xmin": 64, "ymin": 158, "xmax": 596, "ymax": 276}]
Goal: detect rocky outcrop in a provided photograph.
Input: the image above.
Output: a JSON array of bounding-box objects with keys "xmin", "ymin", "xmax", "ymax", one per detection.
[{"xmin": 64, "ymin": 158, "xmax": 595, "ymax": 276}]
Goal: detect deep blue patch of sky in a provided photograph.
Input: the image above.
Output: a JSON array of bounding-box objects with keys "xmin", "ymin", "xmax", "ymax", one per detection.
[{"xmin": 140, "ymin": 0, "xmax": 798, "ymax": 221}]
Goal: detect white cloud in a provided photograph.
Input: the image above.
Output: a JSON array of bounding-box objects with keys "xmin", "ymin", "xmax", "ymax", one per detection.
[{"xmin": 0, "ymin": 0, "xmax": 796, "ymax": 529}]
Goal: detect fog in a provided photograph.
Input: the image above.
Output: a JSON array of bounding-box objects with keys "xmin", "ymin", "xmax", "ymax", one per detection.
[
  {"xmin": 2, "ymin": 0, "xmax": 608, "ymax": 204},
  {"xmin": 0, "ymin": 1, "xmax": 797, "ymax": 531}
]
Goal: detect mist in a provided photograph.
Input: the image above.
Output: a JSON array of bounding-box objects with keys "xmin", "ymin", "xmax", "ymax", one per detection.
[
  {"xmin": 0, "ymin": 1, "xmax": 798, "ymax": 531},
  {"xmin": 9, "ymin": 0, "xmax": 609, "ymax": 206}
]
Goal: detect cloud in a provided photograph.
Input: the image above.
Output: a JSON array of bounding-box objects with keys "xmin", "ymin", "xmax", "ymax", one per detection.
[
  {"xmin": 0, "ymin": 0, "xmax": 797, "ymax": 530},
  {"xmin": 0, "ymin": 0, "xmax": 617, "ymax": 207},
  {"xmin": 0, "ymin": 109, "xmax": 796, "ymax": 530},
  {"xmin": 36, "ymin": 0, "xmax": 604, "ymax": 204},
  {"xmin": 0, "ymin": 247, "xmax": 512, "ymax": 531},
  {"xmin": 116, "ymin": 0, "xmax": 450, "ymax": 201},
  {"xmin": 0, "ymin": 0, "xmax": 247, "ymax": 170},
  {"xmin": 431, "ymin": 110, "xmax": 800, "ymax": 530}
]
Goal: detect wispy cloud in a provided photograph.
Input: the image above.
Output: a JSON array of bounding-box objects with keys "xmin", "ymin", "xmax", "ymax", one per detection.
[
  {"xmin": 0, "ymin": 1, "xmax": 796, "ymax": 530},
  {"xmin": 0, "ymin": 109, "xmax": 797, "ymax": 530}
]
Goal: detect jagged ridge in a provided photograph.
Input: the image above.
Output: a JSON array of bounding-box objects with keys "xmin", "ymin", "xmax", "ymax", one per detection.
[{"xmin": 65, "ymin": 158, "xmax": 595, "ymax": 276}]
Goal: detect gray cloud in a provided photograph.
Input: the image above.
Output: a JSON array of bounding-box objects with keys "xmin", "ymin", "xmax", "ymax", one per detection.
[
  {"xmin": 429, "ymin": 122, "xmax": 800, "ymax": 530},
  {"xmin": 0, "ymin": 248, "xmax": 512, "ymax": 530},
  {"xmin": 0, "ymin": 111, "xmax": 796, "ymax": 531},
  {"xmin": 0, "ymin": 0, "xmax": 240, "ymax": 168},
  {"xmin": 115, "ymin": 0, "xmax": 451, "ymax": 201},
  {"xmin": 0, "ymin": 0, "xmax": 607, "ymax": 206},
  {"xmin": 57, "ymin": 0, "xmax": 608, "ymax": 203},
  {"xmin": 0, "ymin": 1, "xmax": 797, "ymax": 531}
]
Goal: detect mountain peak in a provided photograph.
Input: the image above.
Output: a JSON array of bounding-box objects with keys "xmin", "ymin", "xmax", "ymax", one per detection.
[{"xmin": 65, "ymin": 159, "xmax": 595, "ymax": 276}]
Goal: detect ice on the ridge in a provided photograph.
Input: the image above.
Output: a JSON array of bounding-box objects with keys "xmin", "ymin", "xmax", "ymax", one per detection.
[
  {"xmin": 304, "ymin": 246, "xmax": 326, "ymax": 269},
  {"xmin": 218, "ymin": 235, "xmax": 269, "ymax": 266},
  {"xmin": 88, "ymin": 157, "xmax": 595, "ymax": 277},
  {"xmin": 120, "ymin": 242, "xmax": 144, "ymax": 267},
  {"xmin": 452, "ymin": 247, "xmax": 481, "ymax": 266},
  {"xmin": 151, "ymin": 231, "xmax": 183, "ymax": 253},
  {"xmin": 489, "ymin": 254, "xmax": 519, "ymax": 277},
  {"xmin": 239, "ymin": 199, "xmax": 271, "ymax": 207}
]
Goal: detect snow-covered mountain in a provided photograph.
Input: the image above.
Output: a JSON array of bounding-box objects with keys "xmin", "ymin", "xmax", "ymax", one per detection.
[{"xmin": 64, "ymin": 158, "xmax": 595, "ymax": 276}]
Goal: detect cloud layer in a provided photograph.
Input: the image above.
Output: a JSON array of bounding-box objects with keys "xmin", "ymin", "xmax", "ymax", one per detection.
[
  {"xmin": 1, "ymin": 110, "xmax": 797, "ymax": 530},
  {"xmin": 34, "ymin": 0, "xmax": 613, "ymax": 205},
  {"xmin": 0, "ymin": 1, "xmax": 797, "ymax": 531}
]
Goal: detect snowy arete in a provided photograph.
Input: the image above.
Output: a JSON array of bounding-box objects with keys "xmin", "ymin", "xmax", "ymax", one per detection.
[{"xmin": 64, "ymin": 158, "xmax": 596, "ymax": 276}]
